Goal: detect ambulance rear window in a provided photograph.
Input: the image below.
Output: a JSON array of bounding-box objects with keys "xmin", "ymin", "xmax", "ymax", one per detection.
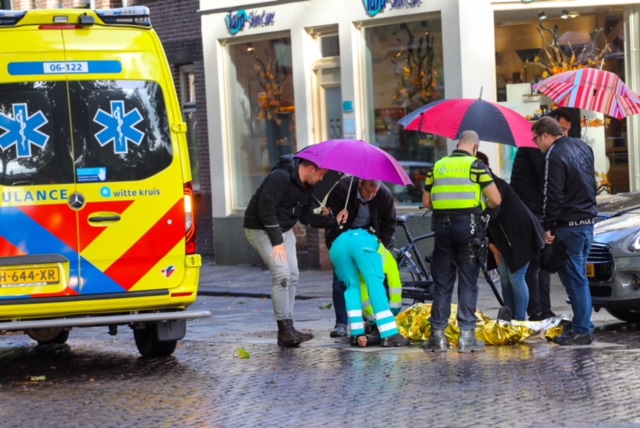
[
  {"xmin": 0, "ymin": 80, "xmax": 172, "ymax": 187},
  {"xmin": 0, "ymin": 82, "xmax": 74, "ymax": 186},
  {"xmin": 71, "ymin": 80, "xmax": 173, "ymax": 182}
]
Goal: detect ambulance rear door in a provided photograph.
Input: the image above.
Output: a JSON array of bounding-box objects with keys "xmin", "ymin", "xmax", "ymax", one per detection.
[
  {"xmin": 62, "ymin": 26, "xmax": 189, "ymax": 297},
  {"xmin": 0, "ymin": 22, "xmax": 79, "ymax": 300}
]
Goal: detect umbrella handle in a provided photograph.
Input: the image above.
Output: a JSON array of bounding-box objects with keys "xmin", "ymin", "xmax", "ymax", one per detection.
[{"xmin": 338, "ymin": 176, "xmax": 355, "ymax": 230}]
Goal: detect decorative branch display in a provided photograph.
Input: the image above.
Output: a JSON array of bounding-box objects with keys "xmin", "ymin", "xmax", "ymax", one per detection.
[
  {"xmin": 250, "ymin": 43, "xmax": 292, "ymax": 125},
  {"xmin": 391, "ymin": 23, "xmax": 440, "ymax": 110},
  {"xmin": 524, "ymin": 21, "xmax": 611, "ymax": 78}
]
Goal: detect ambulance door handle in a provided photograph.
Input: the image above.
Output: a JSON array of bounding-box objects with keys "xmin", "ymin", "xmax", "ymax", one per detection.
[{"xmin": 89, "ymin": 214, "xmax": 121, "ymax": 223}]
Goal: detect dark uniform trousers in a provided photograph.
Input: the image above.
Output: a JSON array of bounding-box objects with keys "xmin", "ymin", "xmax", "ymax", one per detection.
[{"xmin": 430, "ymin": 215, "xmax": 482, "ymax": 331}]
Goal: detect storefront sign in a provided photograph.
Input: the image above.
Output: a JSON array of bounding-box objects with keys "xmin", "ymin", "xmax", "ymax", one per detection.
[
  {"xmin": 363, "ymin": 0, "xmax": 422, "ymax": 17},
  {"xmin": 225, "ymin": 9, "xmax": 276, "ymax": 36}
]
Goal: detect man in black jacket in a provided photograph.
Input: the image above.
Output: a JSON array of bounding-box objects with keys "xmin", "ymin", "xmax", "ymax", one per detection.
[
  {"xmin": 324, "ymin": 177, "xmax": 397, "ymax": 337},
  {"xmin": 244, "ymin": 155, "xmax": 347, "ymax": 347},
  {"xmin": 511, "ymin": 108, "xmax": 572, "ymax": 321},
  {"xmin": 532, "ymin": 116, "xmax": 597, "ymax": 346}
]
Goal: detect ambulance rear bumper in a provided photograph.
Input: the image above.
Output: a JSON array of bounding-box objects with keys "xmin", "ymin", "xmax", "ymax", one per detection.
[{"xmin": 0, "ymin": 310, "xmax": 211, "ymax": 333}]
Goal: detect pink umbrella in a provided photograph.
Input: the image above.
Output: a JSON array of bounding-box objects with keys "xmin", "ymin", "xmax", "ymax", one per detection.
[
  {"xmin": 397, "ymin": 98, "xmax": 537, "ymax": 148},
  {"xmin": 295, "ymin": 139, "xmax": 412, "ymax": 186},
  {"xmin": 533, "ymin": 68, "xmax": 640, "ymax": 119}
]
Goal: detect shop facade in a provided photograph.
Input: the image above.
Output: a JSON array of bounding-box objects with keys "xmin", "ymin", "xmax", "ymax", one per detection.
[{"xmin": 200, "ymin": 0, "xmax": 640, "ymax": 267}]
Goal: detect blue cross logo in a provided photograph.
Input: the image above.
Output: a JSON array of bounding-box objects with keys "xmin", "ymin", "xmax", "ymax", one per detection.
[
  {"xmin": 93, "ymin": 100, "xmax": 144, "ymax": 154},
  {"xmin": 0, "ymin": 103, "xmax": 49, "ymax": 158}
]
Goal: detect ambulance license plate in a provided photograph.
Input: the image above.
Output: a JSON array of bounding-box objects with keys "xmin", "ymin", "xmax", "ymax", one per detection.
[
  {"xmin": 0, "ymin": 267, "xmax": 60, "ymax": 286},
  {"xmin": 586, "ymin": 264, "xmax": 595, "ymax": 278}
]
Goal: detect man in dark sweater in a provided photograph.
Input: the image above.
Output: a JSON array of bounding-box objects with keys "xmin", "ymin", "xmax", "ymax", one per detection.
[{"xmin": 244, "ymin": 155, "xmax": 347, "ymax": 347}]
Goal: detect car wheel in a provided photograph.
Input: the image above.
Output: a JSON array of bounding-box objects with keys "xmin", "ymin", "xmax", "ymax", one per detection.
[
  {"xmin": 604, "ymin": 308, "xmax": 640, "ymax": 323},
  {"xmin": 27, "ymin": 328, "xmax": 70, "ymax": 345},
  {"xmin": 133, "ymin": 323, "xmax": 177, "ymax": 358}
]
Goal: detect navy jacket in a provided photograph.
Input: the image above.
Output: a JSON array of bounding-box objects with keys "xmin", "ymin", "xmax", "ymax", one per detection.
[
  {"xmin": 510, "ymin": 147, "xmax": 546, "ymax": 216},
  {"xmin": 542, "ymin": 137, "xmax": 597, "ymax": 231},
  {"xmin": 325, "ymin": 178, "xmax": 396, "ymax": 249},
  {"xmin": 486, "ymin": 175, "xmax": 545, "ymax": 272}
]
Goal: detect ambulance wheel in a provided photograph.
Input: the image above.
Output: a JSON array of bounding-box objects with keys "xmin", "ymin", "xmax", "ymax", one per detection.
[
  {"xmin": 133, "ymin": 323, "xmax": 177, "ymax": 358},
  {"xmin": 27, "ymin": 328, "xmax": 70, "ymax": 345}
]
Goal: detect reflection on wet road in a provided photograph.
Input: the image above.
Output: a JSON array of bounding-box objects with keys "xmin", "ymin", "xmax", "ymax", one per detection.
[{"xmin": 3, "ymin": 297, "xmax": 640, "ymax": 427}]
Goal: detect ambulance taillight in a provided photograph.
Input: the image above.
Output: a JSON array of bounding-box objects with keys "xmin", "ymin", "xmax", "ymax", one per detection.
[{"xmin": 184, "ymin": 182, "xmax": 197, "ymax": 255}]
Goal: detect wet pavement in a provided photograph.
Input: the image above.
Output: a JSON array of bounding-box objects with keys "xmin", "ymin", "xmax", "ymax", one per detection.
[{"xmin": 2, "ymin": 264, "xmax": 640, "ymax": 427}]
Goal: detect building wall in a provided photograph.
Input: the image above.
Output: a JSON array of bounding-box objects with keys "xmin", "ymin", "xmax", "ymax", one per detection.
[
  {"xmin": 200, "ymin": 0, "xmax": 497, "ymax": 267},
  {"xmin": 128, "ymin": 0, "xmax": 215, "ymax": 259}
]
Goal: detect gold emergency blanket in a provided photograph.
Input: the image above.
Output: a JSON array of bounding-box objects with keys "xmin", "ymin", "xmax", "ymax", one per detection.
[{"xmin": 396, "ymin": 303, "xmax": 569, "ymax": 346}]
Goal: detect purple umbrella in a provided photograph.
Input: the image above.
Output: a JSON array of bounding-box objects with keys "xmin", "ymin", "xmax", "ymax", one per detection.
[{"xmin": 295, "ymin": 139, "xmax": 412, "ymax": 186}]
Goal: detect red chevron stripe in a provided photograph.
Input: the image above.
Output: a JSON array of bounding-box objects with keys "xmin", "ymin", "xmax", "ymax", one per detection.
[
  {"xmin": 104, "ymin": 199, "xmax": 184, "ymax": 290},
  {"xmin": 0, "ymin": 236, "xmax": 25, "ymax": 257},
  {"xmin": 77, "ymin": 200, "xmax": 134, "ymax": 251},
  {"xmin": 20, "ymin": 204, "xmax": 78, "ymax": 250},
  {"xmin": 33, "ymin": 286, "xmax": 80, "ymax": 298}
]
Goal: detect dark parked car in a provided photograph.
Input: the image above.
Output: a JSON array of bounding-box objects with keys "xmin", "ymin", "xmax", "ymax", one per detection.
[{"xmin": 588, "ymin": 191, "xmax": 640, "ymax": 322}]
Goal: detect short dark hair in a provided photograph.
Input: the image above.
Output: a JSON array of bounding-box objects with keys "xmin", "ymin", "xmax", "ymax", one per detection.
[
  {"xmin": 546, "ymin": 108, "xmax": 572, "ymax": 123},
  {"xmin": 299, "ymin": 159, "xmax": 320, "ymax": 169},
  {"xmin": 532, "ymin": 116, "xmax": 563, "ymax": 137},
  {"xmin": 475, "ymin": 151, "xmax": 489, "ymax": 166}
]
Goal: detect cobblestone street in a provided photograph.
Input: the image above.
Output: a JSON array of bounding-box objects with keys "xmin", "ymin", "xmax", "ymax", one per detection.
[{"xmin": 3, "ymin": 292, "xmax": 640, "ymax": 427}]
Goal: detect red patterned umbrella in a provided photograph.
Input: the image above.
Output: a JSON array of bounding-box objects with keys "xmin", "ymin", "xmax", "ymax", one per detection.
[
  {"xmin": 397, "ymin": 98, "xmax": 537, "ymax": 148},
  {"xmin": 533, "ymin": 68, "xmax": 640, "ymax": 119}
]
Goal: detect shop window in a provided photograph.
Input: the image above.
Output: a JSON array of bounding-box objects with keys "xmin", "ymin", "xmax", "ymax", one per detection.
[
  {"xmin": 180, "ymin": 65, "xmax": 200, "ymax": 192},
  {"xmin": 364, "ymin": 16, "xmax": 445, "ymax": 205},
  {"xmin": 228, "ymin": 37, "xmax": 295, "ymax": 208},
  {"xmin": 494, "ymin": 8, "xmax": 628, "ymax": 193}
]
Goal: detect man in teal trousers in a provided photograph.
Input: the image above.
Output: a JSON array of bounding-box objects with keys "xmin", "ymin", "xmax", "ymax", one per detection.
[{"xmin": 329, "ymin": 228, "xmax": 409, "ymax": 347}]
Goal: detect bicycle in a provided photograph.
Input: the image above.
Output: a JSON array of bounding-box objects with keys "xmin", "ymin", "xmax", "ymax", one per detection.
[
  {"xmin": 393, "ymin": 210, "xmax": 505, "ymax": 306},
  {"xmin": 393, "ymin": 211, "xmax": 435, "ymax": 304}
]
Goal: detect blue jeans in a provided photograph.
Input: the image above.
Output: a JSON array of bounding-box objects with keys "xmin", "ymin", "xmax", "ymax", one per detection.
[
  {"xmin": 244, "ymin": 228, "xmax": 299, "ymax": 321},
  {"xmin": 554, "ymin": 225, "xmax": 594, "ymax": 335},
  {"xmin": 430, "ymin": 217, "xmax": 481, "ymax": 331},
  {"xmin": 498, "ymin": 261, "xmax": 529, "ymax": 321}
]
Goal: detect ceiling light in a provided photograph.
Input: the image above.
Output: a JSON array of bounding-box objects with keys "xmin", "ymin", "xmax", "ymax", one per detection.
[
  {"xmin": 521, "ymin": 0, "xmax": 535, "ymax": 3},
  {"xmin": 538, "ymin": 11, "xmax": 547, "ymax": 21},
  {"xmin": 569, "ymin": 11, "xmax": 580, "ymax": 19},
  {"xmin": 561, "ymin": 9, "xmax": 570, "ymax": 19}
]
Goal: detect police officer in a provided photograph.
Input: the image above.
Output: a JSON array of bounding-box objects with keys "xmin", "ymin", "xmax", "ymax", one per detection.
[{"xmin": 422, "ymin": 131, "xmax": 502, "ymax": 353}]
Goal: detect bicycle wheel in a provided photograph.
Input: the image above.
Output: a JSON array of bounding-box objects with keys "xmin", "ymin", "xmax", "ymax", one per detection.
[{"xmin": 396, "ymin": 250, "xmax": 432, "ymax": 304}]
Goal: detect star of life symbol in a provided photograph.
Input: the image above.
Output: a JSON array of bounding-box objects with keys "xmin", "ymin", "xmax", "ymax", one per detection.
[
  {"xmin": 93, "ymin": 100, "xmax": 145, "ymax": 154},
  {"xmin": 0, "ymin": 103, "xmax": 49, "ymax": 158}
]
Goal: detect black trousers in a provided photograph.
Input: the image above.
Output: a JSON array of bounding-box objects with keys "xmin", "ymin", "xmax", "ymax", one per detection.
[
  {"xmin": 525, "ymin": 256, "xmax": 552, "ymax": 317},
  {"xmin": 430, "ymin": 217, "xmax": 481, "ymax": 331}
]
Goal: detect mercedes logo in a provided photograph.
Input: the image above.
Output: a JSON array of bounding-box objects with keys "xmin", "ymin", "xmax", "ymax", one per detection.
[{"xmin": 68, "ymin": 193, "xmax": 86, "ymax": 210}]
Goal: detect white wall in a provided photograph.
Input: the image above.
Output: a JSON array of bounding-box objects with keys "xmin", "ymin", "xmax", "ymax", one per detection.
[{"xmin": 201, "ymin": 0, "xmax": 499, "ymax": 217}]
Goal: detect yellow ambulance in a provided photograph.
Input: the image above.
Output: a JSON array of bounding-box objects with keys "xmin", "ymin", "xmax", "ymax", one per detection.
[{"xmin": 0, "ymin": 6, "xmax": 209, "ymax": 357}]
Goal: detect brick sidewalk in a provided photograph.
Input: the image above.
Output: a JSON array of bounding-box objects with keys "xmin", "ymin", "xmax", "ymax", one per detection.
[{"xmin": 197, "ymin": 262, "xmax": 617, "ymax": 324}]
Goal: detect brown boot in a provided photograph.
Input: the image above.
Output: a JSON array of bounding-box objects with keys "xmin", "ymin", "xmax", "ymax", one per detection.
[
  {"xmin": 290, "ymin": 320, "xmax": 314, "ymax": 343},
  {"xmin": 277, "ymin": 320, "xmax": 300, "ymax": 347}
]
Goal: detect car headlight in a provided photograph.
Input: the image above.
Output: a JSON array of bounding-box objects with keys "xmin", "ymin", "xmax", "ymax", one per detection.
[{"xmin": 630, "ymin": 233, "xmax": 640, "ymax": 252}]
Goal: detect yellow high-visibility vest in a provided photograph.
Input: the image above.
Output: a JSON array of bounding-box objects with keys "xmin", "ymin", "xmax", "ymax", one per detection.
[
  {"xmin": 431, "ymin": 155, "xmax": 485, "ymax": 211},
  {"xmin": 361, "ymin": 244, "xmax": 402, "ymax": 320}
]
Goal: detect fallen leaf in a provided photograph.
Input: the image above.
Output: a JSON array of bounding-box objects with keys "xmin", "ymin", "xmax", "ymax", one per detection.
[
  {"xmin": 318, "ymin": 303, "xmax": 333, "ymax": 310},
  {"xmin": 237, "ymin": 347, "xmax": 251, "ymax": 359}
]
